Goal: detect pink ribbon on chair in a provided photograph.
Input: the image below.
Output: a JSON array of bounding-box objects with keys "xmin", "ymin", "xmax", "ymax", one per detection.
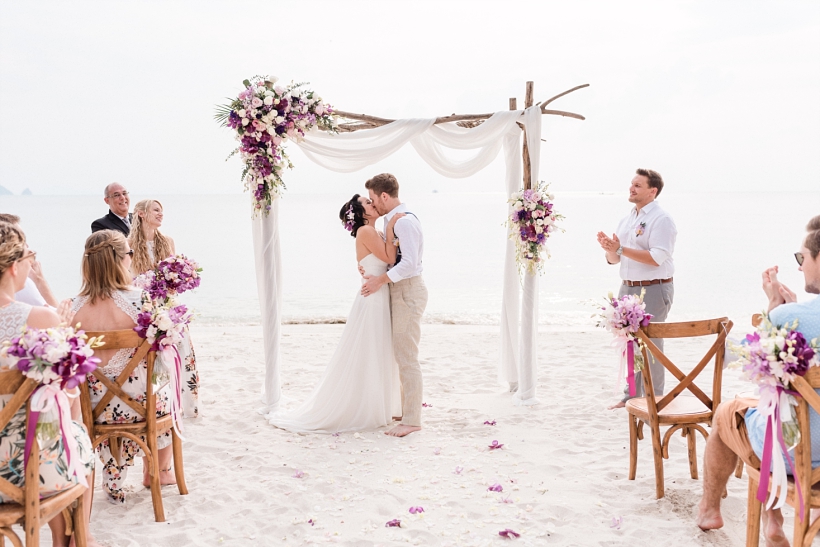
[
  {"xmin": 159, "ymin": 344, "xmax": 185, "ymax": 440},
  {"xmin": 626, "ymin": 339, "xmax": 637, "ymax": 397},
  {"xmin": 24, "ymin": 384, "xmax": 88, "ymax": 488},
  {"xmin": 756, "ymin": 386, "xmax": 803, "ymax": 514}
]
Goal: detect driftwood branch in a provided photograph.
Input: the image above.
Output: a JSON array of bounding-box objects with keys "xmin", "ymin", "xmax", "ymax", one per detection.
[{"xmin": 538, "ymin": 83, "xmax": 590, "ymax": 108}]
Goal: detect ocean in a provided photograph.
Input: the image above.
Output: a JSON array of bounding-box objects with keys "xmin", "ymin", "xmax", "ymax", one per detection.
[{"xmin": 1, "ymin": 190, "xmax": 818, "ymax": 330}]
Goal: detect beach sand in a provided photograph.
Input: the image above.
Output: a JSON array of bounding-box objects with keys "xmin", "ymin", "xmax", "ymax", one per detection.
[{"xmin": 52, "ymin": 324, "xmax": 783, "ymax": 546}]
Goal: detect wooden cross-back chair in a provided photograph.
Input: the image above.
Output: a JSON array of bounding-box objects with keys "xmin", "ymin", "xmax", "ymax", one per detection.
[
  {"xmin": 0, "ymin": 370, "xmax": 87, "ymax": 547},
  {"xmin": 79, "ymin": 329, "xmax": 187, "ymax": 523},
  {"xmin": 625, "ymin": 317, "xmax": 733, "ymax": 499},
  {"xmin": 745, "ymin": 350, "xmax": 820, "ymax": 546}
]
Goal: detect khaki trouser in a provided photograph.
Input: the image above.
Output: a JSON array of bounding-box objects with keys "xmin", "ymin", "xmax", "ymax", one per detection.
[{"xmin": 389, "ymin": 276, "xmax": 428, "ymax": 427}]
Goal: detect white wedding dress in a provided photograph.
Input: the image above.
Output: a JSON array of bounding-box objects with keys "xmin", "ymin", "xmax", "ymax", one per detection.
[{"xmin": 267, "ymin": 254, "xmax": 401, "ymax": 433}]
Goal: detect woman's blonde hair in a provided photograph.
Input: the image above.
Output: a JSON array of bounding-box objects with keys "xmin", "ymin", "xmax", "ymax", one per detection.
[
  {"xmin": 79, "ymin": 230, "xmax": 132, "ymax": 304},
  {"xmin": 129, "ymin": 199, "xmax": 173, "ymax": 275},
  {"xmin": 0, "ymin": 222, "xmax": 26, "ymax": 278}
]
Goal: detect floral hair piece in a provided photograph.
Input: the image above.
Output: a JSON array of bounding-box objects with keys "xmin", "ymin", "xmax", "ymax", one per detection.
[{"xmin": 344, "ymin": 204, "xmax": 355, "ymax": 232}]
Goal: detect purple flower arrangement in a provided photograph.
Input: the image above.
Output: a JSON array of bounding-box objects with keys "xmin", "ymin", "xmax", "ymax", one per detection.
[
  {"xmin": 729, "ymin": 316, "xmax": 819, "ymax": 511},
  {"xmin": 216, "ymin": 75, "xmax": 337, "ymax": 216},
  {"xmin": 135, "ymin": 255, "xmax": 202, "ymax": 302},
  {"xmin": 0, "ymin": 326, "xmax": 102, "ymax": 390},
  {"xmin": 134, "ymin": 294, "xmax": 192, "ymax": 352},
  {"xmin": 597, "ymin": 290, "xmax": 653, "ymax": 396},
  {"xmin": 507, "ymin": 183, "xmax": 563, "ymax": 274}
]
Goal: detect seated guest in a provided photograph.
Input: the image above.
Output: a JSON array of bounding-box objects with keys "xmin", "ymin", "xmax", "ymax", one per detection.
[
  {"xmin": 697, "ymin": 215, "xmax": 820, "ymax": 546},
  {"xmin": 91, "ymin": 183, "xmax": 132, "ymax": 236},
  {"xmin": 71, "ymin": 230, "xmax": 177, "ymax": 502},
  {"xmin": 129, "ymin": 199, "xmax": 199, "ymax": 419},
  {"xmin": 0, "ymin": 221, "xmax": 97, "ymax": 547},
  {"xmin": 0, "ymin": 213, "xmax": 59, "ymax": 308}
]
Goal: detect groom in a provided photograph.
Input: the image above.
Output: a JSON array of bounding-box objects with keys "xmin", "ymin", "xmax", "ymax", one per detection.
[{"xmin": 361, "ymin": 173, "xmax": 428, "ymax": 438}]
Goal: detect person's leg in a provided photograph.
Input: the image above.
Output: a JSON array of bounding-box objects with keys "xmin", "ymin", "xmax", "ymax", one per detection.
[
  {"xmin": 143, "ymin": 445, "xmax": 176, "ymax": 487},
  {"xmin": 387, "ymin": 279, "xmax": 427, "ymax": 437},
  {"xmin": 696, "ymin": 416, "xmax": 738, "ymax": 529}
]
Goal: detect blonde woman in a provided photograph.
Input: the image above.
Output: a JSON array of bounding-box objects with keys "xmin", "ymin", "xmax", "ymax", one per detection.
[
  {"xmin": 71, "ymin": 230, "xmax": 177, "ymax": 503},
  {"xmin": 129, "ymin": 199, "xmax": 199, "ymax": 419},
  {"xmin": 0, "ymin": 222, "xmax": 97, "ymax": 547}
]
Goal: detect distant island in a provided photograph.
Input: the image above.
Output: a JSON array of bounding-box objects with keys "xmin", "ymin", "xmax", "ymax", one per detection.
[
  {"xmin": 21, "ymin": 188, "xmax": 32, "ymax": 195},
  {"xmin": 0, "ymin": 185, "xmax": 11, "ymax": 196}
]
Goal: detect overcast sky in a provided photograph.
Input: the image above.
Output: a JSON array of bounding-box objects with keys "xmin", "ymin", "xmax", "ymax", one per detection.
[{"xmin": 0, "ymin": 0, "xmax": 818, "ymax": 196}]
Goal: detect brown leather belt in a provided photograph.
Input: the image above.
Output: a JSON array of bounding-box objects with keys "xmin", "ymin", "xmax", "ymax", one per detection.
[{"xmin": 623, "ymin": 277, "xmax": 673, "ymax": 287}]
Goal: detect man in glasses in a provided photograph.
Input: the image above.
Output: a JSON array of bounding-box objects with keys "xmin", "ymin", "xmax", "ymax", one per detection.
[
  {"xmin": 597, "ymin": 168, "xmax": 677, "ymax": 409},
  {"xmin": 91, "ymin": 182, "xmax": 132, "ymax": 236},
  {"xmin": 697, "ymin": 215, "xmax": 820, "ymax": 544}
]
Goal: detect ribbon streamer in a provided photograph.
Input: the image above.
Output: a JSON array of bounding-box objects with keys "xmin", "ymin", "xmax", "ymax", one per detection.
[
  {"xmin": 756, "ymin": 386, "xmax": 803, "ymax": 514},
  {"xmin": 612, "ymin": 335, "xmax": 638, "ymax": 397},
  {"xmin": 159, "ymin": 344, "xmax": 185, "ymax": 440},
  {"xmin": 25, "ymin": 385, "xmax": 88, "ymax": 488}
]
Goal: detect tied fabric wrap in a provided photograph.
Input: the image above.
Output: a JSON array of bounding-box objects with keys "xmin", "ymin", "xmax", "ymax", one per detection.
[
  {"xmin": 612, "ymin": 335, "xmax": 639, "ymax": 397},
  {"xmin": 24, "ymin": 385, "xmax": 88, "ymax": 488},
  {"xmin": 159, "ymin": 344, "xmax": 185, "ymax": 440},
  {"xmin": 756, "ymin": 386, "xmax": 803, "ymax": 513}
]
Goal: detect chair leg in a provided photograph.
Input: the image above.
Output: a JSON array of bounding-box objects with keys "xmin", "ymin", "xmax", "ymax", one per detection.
[
  {"xmin": 172, "ymin": 429, "xmax": 188, "ymax": 495},
  {"xmin": 649, "ymin": 422, "xmax": 665, "ymax": 499},
  {"xmin": 746, "ymin": 478, "xmax": 762, "ymax": 547},
  {"xmin": 686, "ymin": 427, "xmax": 699, "ymax": 480},
  {"xmin": 146, "ymin": 435, "xmax": 166, "ymax": 522},
  {"xmin": 73, "ymin": 490, "xmax": 88, "ymax": 547},
  {"xmin": 628, "ymin": 414, "xmax": 638, "ymax": 480},
  {"xmin": 735, "ymin": 458, "xmax": 744, "ymax": 479}
]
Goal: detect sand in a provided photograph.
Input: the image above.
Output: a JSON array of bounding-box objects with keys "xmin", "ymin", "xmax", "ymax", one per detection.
[{"xmin": 61, "ymin": 323, "xmax": 786, "ymax": 546}]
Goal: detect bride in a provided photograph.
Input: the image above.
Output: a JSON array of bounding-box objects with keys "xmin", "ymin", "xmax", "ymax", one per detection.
[{"xmin": 267, "ymin": 194, "xmax": 403, "ymax": 433}]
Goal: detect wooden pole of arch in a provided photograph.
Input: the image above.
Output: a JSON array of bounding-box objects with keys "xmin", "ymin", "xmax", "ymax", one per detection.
[{"xmin": 522, "ymin": 81, "xmax": 534, "ymax": 191}]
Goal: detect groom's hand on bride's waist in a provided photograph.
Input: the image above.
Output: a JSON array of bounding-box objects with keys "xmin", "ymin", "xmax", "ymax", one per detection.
[{"xmin": 362, "ymin": 273, "xmax": 389, "ymax": 297}]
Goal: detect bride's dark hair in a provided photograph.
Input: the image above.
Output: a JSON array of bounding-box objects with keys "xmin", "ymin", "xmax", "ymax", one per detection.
[{"xmin": 339, "ymin": 194, "xmax": 367, "ymax": 237}]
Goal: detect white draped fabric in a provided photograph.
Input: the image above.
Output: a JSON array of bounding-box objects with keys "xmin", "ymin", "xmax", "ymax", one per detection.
[{"xmin": 255, "ymin": 107, "xmax": 543, "ymax": 413}]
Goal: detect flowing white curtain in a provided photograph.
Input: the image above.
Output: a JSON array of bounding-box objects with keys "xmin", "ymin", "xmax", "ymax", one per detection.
[{"xmin": 255, "ymin": 107, "xmax": 543, "ymax": 413}]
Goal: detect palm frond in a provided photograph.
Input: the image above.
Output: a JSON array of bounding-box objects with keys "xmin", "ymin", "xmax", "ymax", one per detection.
[{"xmin": 214, "ymin": 101, "xmax": 234, "ymax": 126}]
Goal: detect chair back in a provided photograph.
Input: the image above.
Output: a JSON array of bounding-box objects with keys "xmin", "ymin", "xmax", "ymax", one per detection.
[
  {"xmin": 636, "ymin": 318, "xmax": 733, "ymax": 420},
  {"xmin": 787, "ymin": 367, "xmax": 820, "ymax": 526},
  {"xmin": 0, "ymin": 370, "xmax": 41, "ymax": 507}
]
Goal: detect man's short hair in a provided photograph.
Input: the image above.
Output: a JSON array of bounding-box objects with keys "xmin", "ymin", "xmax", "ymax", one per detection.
[
  {"xmin": 636, "ymin": 168, "xmax": 664, "ymax": 197},
  {"xmin": 365, "ymin": 173, "xmax": 399, "ymax": 198},
  {"xmin": 806, "ymin": 215, "xmax": 820, "ymax": 260},
  {"xmin": 0, "ymin": 213, "xmax": 20, "ymax": 224},
  {"xmin": 104, "ymin": 183, "xmax": 123, "ymax": 197}
]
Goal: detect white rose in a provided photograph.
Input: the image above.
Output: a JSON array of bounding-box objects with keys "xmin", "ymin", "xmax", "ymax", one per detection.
[
  {"xmin": 535, "ymin": 226, "xmax": 543, "ymax": 234},
  {"xmin": 268, "ymin": 76, "xmax": 279, "ymax": 84},
  {"xmin": 275, "ymin": 116, "xmax": 284, "ymax": 124},
  {"xmin": 237, "ymin": 109, "xmax": 246, "ymax": 118},
  {"xmin": 315, "ymin": 105, "xmax": 324, "ymax": 116},
  {"xmin": 532, "ymin": 192, "xmax": 541, "ymax": 201},
  {"xmin": 156, "ymin": 314, "xmax": 174, "ymax": 332},
  {"xmin": 242, "ymin": 118, "xmax": 249, "ymax": 126},
  {"xmin": 264, "ymin": 96, "xmax": 273, "ymax": 106},
  {"xmin": 536, "ymin": 219, "xmax": 544, "ymax": 226},
  {"xmin": 274, "ymin": 85, "xmax": 285, "ymax": 95}
]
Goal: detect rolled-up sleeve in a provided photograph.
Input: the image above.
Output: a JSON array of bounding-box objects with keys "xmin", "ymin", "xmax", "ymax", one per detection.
[
  {"xmin": 648, "ymin": 216, "xmax": 677, "ymax": 266},
  {"xmin": 386, "ymin": 219, "xmax": 421, "ymax": 283}
]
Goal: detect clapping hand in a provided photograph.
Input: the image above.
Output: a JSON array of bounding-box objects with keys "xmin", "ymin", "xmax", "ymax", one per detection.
[
  {"xmin": 597, "ymin": 231, "xmax": 620, "ymax": 253},
  {"xmin": 56, "ymin": 299, "xmax": 75, "ymax": 326},
  {"xmin": 762, "ymin": 266, "xmax": 796, "ymax": 311}
]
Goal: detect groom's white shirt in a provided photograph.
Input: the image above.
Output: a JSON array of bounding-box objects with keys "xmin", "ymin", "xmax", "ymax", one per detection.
[{"xmin": 384, "ymin": 203, "xmax": 423, "ymax": 283}]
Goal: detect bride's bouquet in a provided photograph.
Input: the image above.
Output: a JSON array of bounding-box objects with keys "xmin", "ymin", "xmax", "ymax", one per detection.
[
  {"xmin": 0, "ymin": 325, "xmax": 102, "ymax": 484},
  {"xmin": 729, "ymin": 316, "xmax": 819, "ymax": 511},
  {"xmin": 215, "ymin": 75, "xmax": 337, "ymax": 216},
  {"xmin": 134, "ymin": 255, "xmax": 202, "ymax": 303},
  {"xmin": 507, "ymin": 182, "xmax": 563, "ymax": 275},
  {"xmin": 596, "ymin": 290, "xmax": 653, "ymax": 397}
]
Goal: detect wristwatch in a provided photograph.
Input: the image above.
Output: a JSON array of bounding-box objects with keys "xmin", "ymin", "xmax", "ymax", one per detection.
[{"xmin": 616, "ymin": 246, "xmax": 623, "ymax": 256}]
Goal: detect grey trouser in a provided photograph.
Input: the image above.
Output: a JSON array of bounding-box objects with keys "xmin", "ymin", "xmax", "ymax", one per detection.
[
  {"xmin": 389, "ymin": 276, "xmax": 428, "ymax": 427},
  {"xmin": 619, "ymin": 281, "xmax": 674, "ymax": 401}
]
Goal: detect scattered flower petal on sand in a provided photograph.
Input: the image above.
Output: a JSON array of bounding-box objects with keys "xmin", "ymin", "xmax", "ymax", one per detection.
[
  {"xmin": 610, "ymin": 516, "xmax": 623, "ymax": 530},
  {"xmin": 489, "ymin": 440, "xmax": 504, "ymax": 450},
  {"xmin": 409, "ymin": 506, "xmax": 425, "ymax": 514},
  {"xmin": 484, "ymin": 420, "xmax": 497, "ymax": 426},
  {"xmin": 488, "ymin": 483, "xmax": 504, "ymax": 492},
  {"xmin": 499, "ymin": 529, "xmax": 520, "ymax": 538},
  {"xmin": 434, "ymin": 447, "xmax": 441, "ymax": 455},
  {"xmin": 423, "ymin": 402, "xmax": 432, "ymax": 407},
  {"xmin": 385, "ymin": 519, "xmax": 402, "ymax": 528},
  {"xmin": 292, "ymin": 469, "xmax": 305, "ymax": 479},
  {"xmin": 454, "ymin": 466, "xmax": 464, "ymax": 475}
]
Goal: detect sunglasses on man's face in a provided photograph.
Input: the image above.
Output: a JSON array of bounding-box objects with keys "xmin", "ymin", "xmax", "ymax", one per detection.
[{"xmin": 795, "ymin": 252, "xmax": 804, "ymax": 266}]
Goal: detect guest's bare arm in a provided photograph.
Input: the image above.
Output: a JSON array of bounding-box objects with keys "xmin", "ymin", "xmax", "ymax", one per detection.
[
  {"xmin": 168, "ymin": 236, "xmax": 176, "ymax": 256},
  {"xmin": 28, "ymin": 260, "xmax": 59, "ymax": 307}
]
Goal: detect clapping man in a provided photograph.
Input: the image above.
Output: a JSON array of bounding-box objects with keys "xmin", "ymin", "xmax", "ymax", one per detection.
[
  {"xmin": 597, "ymin": 168, "xmax": 677, "ymax": 409},
  {"xmin": 91, "ymin": 182, "xmax": 132, "ymax": 236}
]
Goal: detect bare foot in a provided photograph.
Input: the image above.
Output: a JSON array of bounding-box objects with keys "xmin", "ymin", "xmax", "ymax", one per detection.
[
  {"xmin": 761, "ymin": 509, "xmax": 789, "ymax": 547},
  {"xmin": 696, "ymin": 497, "xmax": 724, "ymax": 531},
  {"xmin": 71, "ymin": 535, "xmax": 103, "ymax": 547},
  {"xmin": 143, "ymin": 468, "xmax": 178, "ymax": 488},
  {"xmin": 385, "ymin": 424, "xmax": 421, "ymax": 437},
  {"xmin": 608, "ymin": 400, "xmax": 626, "ymax": 410}
]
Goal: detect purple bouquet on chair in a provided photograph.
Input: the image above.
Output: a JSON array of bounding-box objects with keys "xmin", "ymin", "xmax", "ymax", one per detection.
[
  {"xmin": 134, "ymin": 255, "xmax": 202, "ymax": 302},
  {"xmin": 0, "ymin": 325, "xmax": 103, "ymax": 485},
  {"xmin": 597, "ymin": 290, "xmax": 653, "ymax": 397},
  {"xmin": 729, "ymin": 317, "xmax": 819, "ymax": 512}
]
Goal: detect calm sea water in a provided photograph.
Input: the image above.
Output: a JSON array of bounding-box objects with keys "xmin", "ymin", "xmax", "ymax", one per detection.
[{"xmin": 1, "ymin": 190, "xmax": 817, "ymax": 329}]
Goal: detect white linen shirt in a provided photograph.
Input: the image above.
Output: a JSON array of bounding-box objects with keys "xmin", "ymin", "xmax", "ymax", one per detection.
[
  {"xmin": 15, "ymin": 277, "xmax": 47, "ymax": 307},
  {"xmin": 384, "ymin": 203, "xmax": 424, "ymax": 283},
  {"xmin": 615, "ymin": 200, "xmax": 677, "ymax": 281}
]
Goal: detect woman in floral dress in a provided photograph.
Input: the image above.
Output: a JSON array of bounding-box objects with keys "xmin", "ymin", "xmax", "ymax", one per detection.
[
  {"xmin": 72, "ymin": 229, "xmax": 176, "ymax": 503},
  {"xmin": 0, "ymin": 221, "xmax": 97, "ymax": 546},
  {"xmin": 128, "ymin": 199, "xmax": 199, "ymax": 418}
]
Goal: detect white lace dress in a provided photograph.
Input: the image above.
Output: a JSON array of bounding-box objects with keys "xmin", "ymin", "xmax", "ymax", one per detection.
[
  {"xmin": 267, "ymin": 254, "xmax": 401, "ymax": 433},
  {"xmin": 0, "ymin": 301, "xmax": 94, "ymax": 503},
  {"xmin": 72, "ymin": 289, "xmax": 172, "ymax": 504}
]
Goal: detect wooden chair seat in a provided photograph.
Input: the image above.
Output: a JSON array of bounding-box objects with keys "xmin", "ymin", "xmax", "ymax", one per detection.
[
  {"xmin": 626, "ymin": 395, "xmax": 712, "ymax": 424},
  {"xmin": 746, "ymin": 466, "xmax": 820, "ymax": 507},
  {"xmin": 625, "ymin": 317, "xmax": 733, "ymax": 499},
  {"xmin": 0, "ymin": 484, "xmax": 86, "ymax": 527}
]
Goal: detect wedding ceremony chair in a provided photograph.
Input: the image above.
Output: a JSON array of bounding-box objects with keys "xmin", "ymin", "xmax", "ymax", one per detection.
[
  {"xmin": 0, "ymin": 370, "xmax": 87, "ymax": 547},
  {"xmin": 734, "ymin": 313, "xmax": 765, "ymax": 482},
  {"xmin": 80, "ymin": 329, "xmax": 187, "ymax": 523},
  {"xmin": 626, "ymin": 317, "xmax": 733, "ymax": 499},
  {"xmin": 744, "ymin": 347, "xmax": 820, "ymax": 546}
]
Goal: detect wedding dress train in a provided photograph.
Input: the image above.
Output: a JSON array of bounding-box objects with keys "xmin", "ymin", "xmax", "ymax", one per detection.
[{"xmin": 267, "ymin": 254, "xmax": 401, "ymax": 433}]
